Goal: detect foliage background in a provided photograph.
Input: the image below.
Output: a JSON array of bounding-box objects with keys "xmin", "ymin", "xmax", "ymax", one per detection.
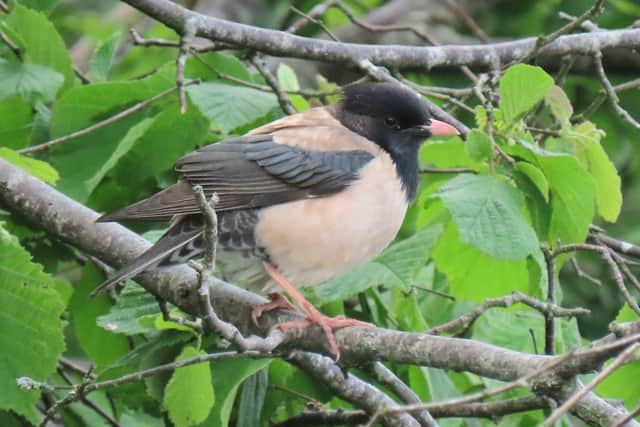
[{"xmin": 0, "ymin": 0, "xmax": 639, "ymax": 426}]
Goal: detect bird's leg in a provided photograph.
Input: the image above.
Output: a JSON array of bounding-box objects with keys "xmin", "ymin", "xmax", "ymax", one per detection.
[
  {"xmin": 259, "ymin": 262, "xmax": 373, "ymax": 359},
  {"xmin": 251, "ymin": 292, "xmax": 298, "ymax": 325}
]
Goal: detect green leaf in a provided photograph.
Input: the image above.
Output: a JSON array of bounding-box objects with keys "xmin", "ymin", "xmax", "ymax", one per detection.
[
  {"xmin": 236, "ymin": 369, "xmax": 268, "ymax": 427},
  {"xmin": 0, "ymin": 147, "xmax": 59, "ymax": 184},
  {"xmin": 107, "ymin": 101, "xmax": 209, "ymax": 192},
  {"xmin": 97, "ymin": 281, "xmax": 161, "ymax": 335},
  {"xmin": 465, "ymin": 129, "xmax": 492, "ymax": 162},
  {"xmin": 537, "ymin": 154, "xmax": 595, "ymax": 244},
  {"xmin": 514, "ymin": 161, "xmax": 549, "ymax": 202},
  {"xmin": 49, "ymin": 72, "xmax": 173, "ymax": 201},
  {"xmin": 433, "ymin": 223, "xmax": 530, "ymax": 302},
  {"xmin": 14, "ymin": 0, "xmax": 59, "ymax": 13},
  {"xmin": 0, "ymin": 96, "xmax": 33, "ymax": 149},
  {"xmin": 434, "ymin": 174, "xmax": 539, "ymax": 259},
  {"xmin": 187, "ymin": 82, "xmax": 278, "ymax": 133},
  {"xmin": 569, "ymin": 122, "xmax": 621, "ymax": 223},
  {"xmin": 163, "ymin": 346, "xmax": 215, "ymax": 427},
  {"xmin": 276, "ymin": 63, "xmax": 309, "ymax": 111},
  {"xmin": 89, "ymin": 31, "xmax": 123, "ymax": 82},
  {"xmin": 86, "ymin": 117, "xmax": 157, "ymax": 198},
  {"xmin": 472, "ymin": 309, "xmax": 545, "ymax": 353},
  {"xmin": 199, "ymin": 358, "xmax": 271, "ymax": 427},
  {"xmin": 597, "ymin": 358, "xmax": 640, "ymax": 409},
  {"xmin": 0, "ymin": 61, "xmax": 64, "ymax": 102},
  {"xmin": 70, "ymin": 263, "xmax": 130, "ymax": 369},
  {"xmin": 4, "ymin": 4, "xmax": 74, "ymax": 92},
  {"xmin": 186, "ymin": 52, "xmax": 252, "ymax": 83},
  {"xmin": 313, "ymin": 226, "xmax": 442, "ymax": 302},
  {"xmin": 545, "ymin": 85, "xmax": 573, "ymax": 124},
  {"xmin": 0, "ymin": 226, "xmax": 66, "ymax": 424},
  {"xmin": 499, "ymin": 64, "xmax": 553, "ymax": 124}
]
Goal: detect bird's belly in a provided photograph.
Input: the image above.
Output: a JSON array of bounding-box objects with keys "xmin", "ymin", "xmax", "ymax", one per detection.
[{"xmin": 255, "ymin": 159, "xmax": 408, "ymax": 286}]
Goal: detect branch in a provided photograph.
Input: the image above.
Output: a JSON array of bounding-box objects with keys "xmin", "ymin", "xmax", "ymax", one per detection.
[
  {"xmin": 120, "ymin": 0, "xmax": 640, "ymax": 70},
  {"xmin": 2, "ymin": 159, "xmax": 639, "ymax": 426}
]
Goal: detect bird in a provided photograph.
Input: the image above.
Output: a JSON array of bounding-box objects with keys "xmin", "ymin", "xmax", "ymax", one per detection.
[{"xmin": 95, "ymin": 82, "xmax": 460, "ymax": 358}]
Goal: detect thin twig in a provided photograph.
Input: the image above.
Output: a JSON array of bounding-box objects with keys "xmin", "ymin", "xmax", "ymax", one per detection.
[
  {"xmin": 542, "ymin": 246, "xmax": 556, "ymax": 355},
  {"xmin": 18, "ymin": 82, "xmax": 199, "ymax": 154},
  {"xmin": 593, "ymin": 230, "xmax": 640, "ymax": 259},
  {"xmin": 73, "ymin": 65, "xmax": 91, "ymax": 84},
  {"xmin": 593, "ymin": 50, "xmax": 640, "ymax": 129},
  {"xmin": 191, "ymin": 185, "xmax": 286, "ymax": 353},
  {"xmin": 613, "ymin": 403, "xmax": 640, "ymax": 427},
  {"xmin": 554, "ymin": 243, "xmax": 640, "ymax": 315},
  {"xmin": 285, "ymin": 0, "xmax": 336, "ymax": 34},
  {"xmin": 332, "ymin": 0, "xmax": 479, "ymax": 84},
  {"xmin": 427, "ymin": 291, "xmax": 589, "ymax": 336},
  {"xmin": 289, "ymin": 5, "xmax": 339, "ymax": 42},
  {"xmin": 442, "ymin": 0, "xmax": 490, "ymax": 42},
  {"xmin": 570, "ymin": 257, "xmax": 602, "ymax": 286},
  {"xmin": 543, "ymin": 343, "xmax": 640, "ymax": 426},
  {"xmin": 156, "ymin": 296, "xmax": 203, "ymax": 332},
  {"xmin": 520, "ymin": 0, "xmax": 605, "ymax": 64},
  {"xmin": 191, "ymin": 52, "xmax": 344, "ymax": 97},
  {"xmin": 56, "ymin": 367, "xmax": 121, "ymax": 427},
  {"xmin": 129, "ymin": 28, "xmax": 234, "ymax": 52},
  {"xmin": 249, "ymin": 55, "xmax": 296, "ymax": 115},
  {"xmin": 364, "ymin": 355, "xmax": 570, "ymax": 427},
  {"xmin": 367, "ymin": 362, "xmax": 439, "ymax": 427},
  {"xmin": 418, "ymin": 167, "xmax": 475, "ymax": 174},
  {"xmin": 0, "ymin": 0, "xmax": 9, "ymax": 13},
  {"xmin": 0, "ymin": 29, "xmax": 23, "ymax": 60},
  {"xmin": 177, "ymin": 19, "xmax": 197, "ymax": 114}
]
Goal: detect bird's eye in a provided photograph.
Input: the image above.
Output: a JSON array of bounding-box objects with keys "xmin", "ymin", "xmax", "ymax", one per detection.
[{"xmin": 385, "ymin": 116, "xmax": 401, "ymax": 130}]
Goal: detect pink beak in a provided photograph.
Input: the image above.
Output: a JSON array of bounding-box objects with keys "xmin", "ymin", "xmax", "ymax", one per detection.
[{"xmin": 428, "ymin": 119, "xmax": 460, "ymax": 136}]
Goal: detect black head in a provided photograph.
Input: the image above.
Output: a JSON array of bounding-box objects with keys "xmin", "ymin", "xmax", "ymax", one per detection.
[{"xmin": 334, "ymin": 82, "xmax": 459, "ymax": 201}]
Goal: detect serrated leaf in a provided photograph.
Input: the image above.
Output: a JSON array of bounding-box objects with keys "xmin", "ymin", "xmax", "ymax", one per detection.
[
  {"xmin": 434, "ymin": 174, "xmax": 539, "ymax": 259},
  {"xmin": 5, "ymin": 4, "xmax": 74, "ymax": 92},
  {"xmin": 433, "ymin": 223, "xmax": 530, "ymax": 302},
  {"xmin": 70, "ymin": 263, "xmax": 129, "ymax": 369},
  {"xmin": 97, "ymin": 281, "xmax": 161, "ymax": 335},
  {"xmin": 89, "ymin": 31, "xmax": 122, "ymax": 82},
  {"xmin": 514, "ymin": 161, "xmax": 548, "ymax": 202},
  {"xmin": 163, "ymin": 346, "xmax": 215, "ymax": 427},
  {"xmin": 0, "ymin": 147, "xmax": 58, "ymax": 184},
  {"xmin": 465, "ymin": 129, "xmax": 492, "ymax": 161},
  {"xmin": 0, "ymin": 61, "xmax": 64, "ymax": 102},
  {"xmin": 499, "ymin": 64, "xmax": 553, "ymax": 124},
  {"xmin": 187, "ymin": 82, "xmax": 278, "ymax": 133},
  {"xmin": 313, "ymin": 226, "xmax": 442, "ymax": 302},
  {"xmin": 0, "ymin": 226, "xmax": 66, "ymax": 424},
  {"xmin": 546, "ymin": 85, "xmax": 573, "ymax": 124}
]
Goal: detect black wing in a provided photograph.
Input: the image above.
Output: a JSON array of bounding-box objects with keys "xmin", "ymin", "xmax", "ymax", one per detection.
[{"xmin": 98, "ymin": 134, "xmax": 374, "ymax": 221}]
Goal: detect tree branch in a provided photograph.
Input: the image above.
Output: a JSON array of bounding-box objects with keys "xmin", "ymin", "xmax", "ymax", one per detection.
[
  {"xmin": 120, "ymin": 0, "xmax": 640, "ymax": 70},
  {"xmin": 1, "ymin": 159, "xmax": 639, "ymax": 426}
]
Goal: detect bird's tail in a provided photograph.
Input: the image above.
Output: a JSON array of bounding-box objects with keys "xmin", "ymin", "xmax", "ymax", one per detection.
[{"xmin": 91, "ymin": 216, "xmax": 203, "ymax": 296}]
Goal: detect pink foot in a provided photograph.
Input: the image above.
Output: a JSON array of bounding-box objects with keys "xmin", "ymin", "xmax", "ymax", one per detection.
[
  {"xmin": 276, "ymin": 307, "xmax": 373, "ymax": 360},
  {"xmin": 251, "ymin": 292, "xmax": 297, "ymax": 325}
]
